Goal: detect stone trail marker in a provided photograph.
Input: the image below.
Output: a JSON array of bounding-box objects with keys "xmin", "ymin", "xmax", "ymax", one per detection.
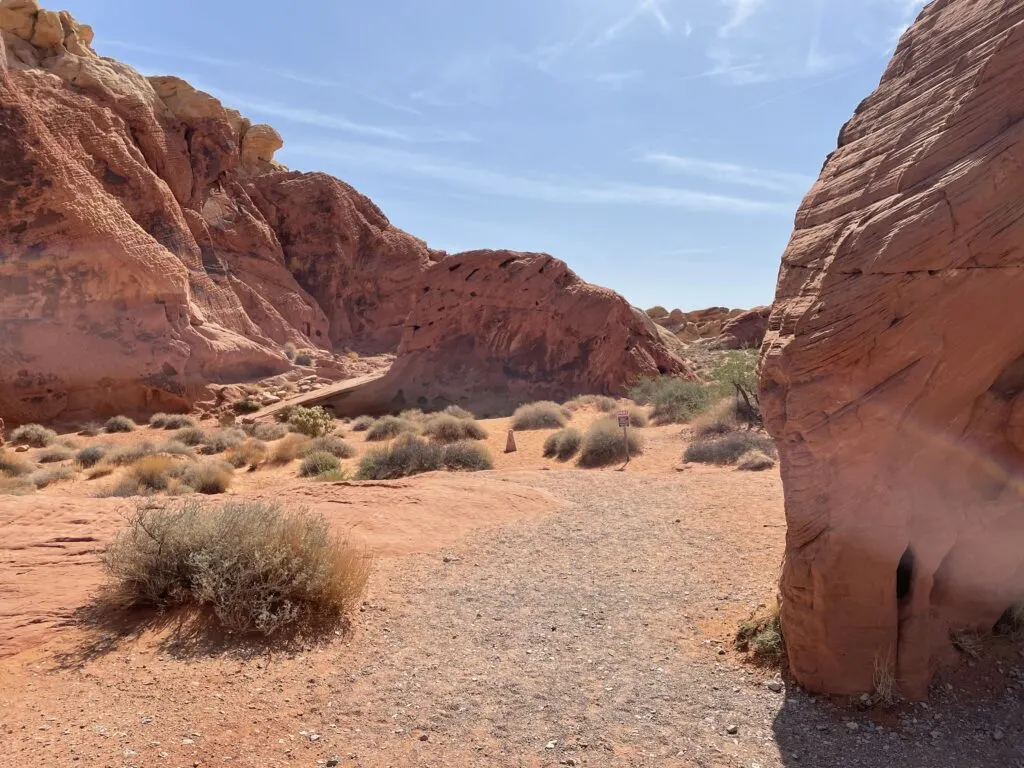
[{"xmin": 505, "ymin": 429, "xmax": 517, "ymax": 453}]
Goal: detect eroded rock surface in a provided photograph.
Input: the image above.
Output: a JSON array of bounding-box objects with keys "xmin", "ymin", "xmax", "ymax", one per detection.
[
  {"xmin": 317, "ymin": 251, "xmax": 693, "ymax": 415},
  {"xmin": 760, "ymin": 0, "xmax": 1024, "ymax": 699}
]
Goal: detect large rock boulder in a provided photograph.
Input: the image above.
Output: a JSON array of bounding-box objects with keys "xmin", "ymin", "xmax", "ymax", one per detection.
[
  {"xmin": 713, "ymin": 306, "xmax": 769, "ymax": 350},
  {"xmin": 314, "ymin": 251, "xmax": 693, "ymax": 416},
  {"xmin": 760, "ymin": 0, "xmax": 1024, "ymax": 699},
  {"xmin": 0, "ymin": 4, "xmax": 437, "ymax": 424}
]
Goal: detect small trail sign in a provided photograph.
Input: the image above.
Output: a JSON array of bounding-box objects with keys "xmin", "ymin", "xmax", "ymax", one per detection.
[
  {"xmin": 616, "ymin": 410, "xmax": 630, "ymax": 428},
  {"xmin": 617, "ymin": 410, "xmax": 631, "ymax": 465}
]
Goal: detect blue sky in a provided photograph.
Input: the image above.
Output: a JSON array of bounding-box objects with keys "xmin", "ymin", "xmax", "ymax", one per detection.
[{"xmin": 62, "ymin": 0, "xmax": 927, "ymax": 310}]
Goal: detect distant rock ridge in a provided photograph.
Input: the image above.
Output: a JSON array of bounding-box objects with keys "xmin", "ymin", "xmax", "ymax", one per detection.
[{"xmin": 0, "ymin": 1, "xmax": 688, "ymax": 424}]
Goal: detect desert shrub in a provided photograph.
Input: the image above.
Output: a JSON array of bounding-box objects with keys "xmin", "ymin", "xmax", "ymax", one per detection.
[
  {"xmin": 37, "ymin": 445, "xmax": 74, "ymax": 463},
  {"xmin": 158, "ymin": 440, "xmax": 196, "ymax": 458},
  {"xmin": 104, "ymin": 415, "xmax": 137, "ymax": 433},
  {"xmin": 234, "ymin": 397, "xmax": 262, "ymax": 414},
  {"xmin": 107, "ymin": 442, "xmax": 156, "ymax": 466},
  {"xmin": 692, "ymin": 398, "xmax": 739, "ymax": 438},
  {"xmin": 181, "ymin": 461, "xmax": 233, "ymax": 495},
  {"xmin": 243, "ymin": 422, "xmax": 289, "ymax": 441},
  {"xmin": 86, "ymin": 465, "xmax": 115, "ymax": 480},
  {"xmin": 442, "ymin": 441, "xmax": 493, "ymax": 471},
  {"xmin": 294, "ymin": 350, "xmax": 314, "ymax": 367},
  {"xmin": 128, "ymin": 456, "xmax": 177, "ymax": 492},
  {"xmin": 200, "ymin": 428, "xmax": 246, "ymax": 455},
  {"xmin": 11, "ymin": 423, "xmax": 57, "ymax": 447},
  {"xmin": 707, "ymin": 349, "xmax": 759, "ymax": 394},
  {"xmin": 283, "ymin": 342, "xmax": 297, "ymax": 361},
  {"xmin": 399, "ymin": 408, "xmax": 428, "ymax": 423},
  {"xmin": 78, "ymin": 422, "xmax": 103, "ymax": 437},
  {"xmin": 735, "ymin": 607, "xmax": 785, "ymax": 663},
  {"xmin": 299, "ymin": 451, "xmax": 341, "ymax": 478},
  {"xmin": 345, "ymin": 350, "xmax": 359, "ymax": 360},
  {"xmin": 511, "ymin": 401, "xmax": 569, "ymax": 430},
  {"xmin": 564, "ymin": 394, "xmax": 617, "ymax": 413},
  {"xmin": 422, "ymin": 414, "xmax": 487, "ymax": 443},
  {"xmin": 684, "ymin": 431, "xmax": 776, "ymax": 466},
  {"xmin": 626, "ymin": 406, "xmax": 649, "ymax": 428},
  {"xmin": 316, "ymin": 469, "xmax": 351, "ymax": 482},
  {"xmin": 149, "ymin": 413, "xmax": 171, "ymax": 429},
  {"xmin": 578, "ymin": 419, "xmax": 645, "ymax": 468},
  {"xmin": 351, "ymin": 415, "xmax": 375, "ymax": 432},
  {"xmin": 175, "ymin": 427, "xmax": 208, "ymax": 446},
  {"xmin": 0, "ymin": 449, "xmax": 33, "ymax": 477},
  {"xmin": 737, "ymin": 450, "xmax": 776, "ymax": 472},
  {"xmin": 996, "ymin": 603, "xmax": 1024, "ymax": 638},
  {"xmin": 164, "ymin": 414, "xmax": 196, "ymax": 430},
  {"xmin": 543, "ymin": 428, "xmax": 583, "ymax": 461},
  {"xmin": 288, "ymin": 406, "xmax": 334, "ymax": 437},
  {"xmin": 226, "ymin": 439, "xmax": 268, "ymax": 469},
  {"xmin": 366, "ymin": 416, "xmax": 418, "ymax": 442},
  {"xmin": 630, "ymin": 378, "xmax": 711, "ymax": 425},
  {"xmin": 270, "ymin": 433, "xmax": 311, "ymax": 464},
  {"xmin": 29, "ymin": 466, "xmax": 75, "ymax": 488},
  {"xmin": 304, "ymin": 435, "xmax": 355, "ymax": 459},
  {"xmin": 357, "ymin": 436, "xmax": 443, "ymax": 480},
  {"xmin": 442, "ymin": 404, "xmax": 474, "ymax": 419},
  {"xmin": 100, "ymin": 500, "xmax": 370, "ymax": 634},
  {"xmin": 0, "ymin": 476, "xmax": 35, "ymax": 495}
]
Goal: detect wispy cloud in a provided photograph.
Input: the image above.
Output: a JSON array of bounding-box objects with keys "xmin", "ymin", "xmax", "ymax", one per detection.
[
  {"xmin": 718, "ymin": 0, "xmax": 765, "ymax": 37},
  {"xmin": 593, "ymin": 0, "xmax": 672, "ymax": 46},
  {"xmin": 288, "ymin": 141, "xmax": 791, "ymax": 215},
  {"xmin": 640, "ymin": 153, "xmax": 813, "ymax": 194}
]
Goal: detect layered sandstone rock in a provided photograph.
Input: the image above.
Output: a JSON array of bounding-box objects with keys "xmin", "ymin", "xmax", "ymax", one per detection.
[
  {"xmin": 315, "ymin": 251, "xmax": 692, "ymax": 416},
  {"xmin": 760, "ymin": 0, "xmax": 1024, "ymax": 699},
  {"xmin": 714, "ymin": 306, "xmax": 769, "ymax": 350},
  {"xmin": 0, "ymin": 3, "xmax": 437, "ymax": 424}
]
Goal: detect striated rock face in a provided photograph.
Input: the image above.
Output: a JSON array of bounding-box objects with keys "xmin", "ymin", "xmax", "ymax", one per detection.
[
  {"xmin": 760, "ymin": 0, "xmax": 1024, "ymax": 699},
  {"xmin": 0, "ymin": 3, "xmax": 437, "ymax": 424},
  {"xmin": 714, "ymin": 306, "xmax": 769, "ymax": 350},
  {"xmin": 316, "ymin": 251, "xmax": 693, "ymax": 416}
]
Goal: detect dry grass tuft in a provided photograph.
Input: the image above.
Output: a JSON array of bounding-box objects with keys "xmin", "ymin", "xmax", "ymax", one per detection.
[
  {"xmin": 104, "ymin": 415, "xmax": 137, "ymax": 433},
  {"xmin": 399, "ymin": 408, "xmax": 428, "ymax": 423},
  {"xmin": 350, "ymin": 415, "xmax": 376, "ymax": 432},
  {"xmin": 511, "ymin": 401, "xmax": 569, "ymax": 430},
  {"xmin": 107, "ymin": 442, "xmax": 156, "ymax": 466},
  {"xmin": 199, "ymin": 428, "xmax": 246, "ymax": 455},
  {"xmin": 11, "ymin": 423, "xmax": 58, "ymax": 447},
  {"xmin": 0, "ymin": 449, "xmax": 34, "ymax": 477},
  {"xmin": 543, "ymin": 428, "xmax": 583, "ymax": 461},
  {"xmin": 564, "ymin": 394, "xmax": 618, "ymax": 413},
  {"xmin": 873, "ymin": 650, "xmax": 899, "ymax": 706},
  {"xmin": 181, "ymin": 461, "xmax": 233, "ymax": 495},
  {"xmin": 735, "ymin": 604, "xmax": 786, "ymax": 665},
  {"xmin": 37, "ymin": 445, "xmax": 74, "ymax": 463},
  {"xmin": 150, "ymin": 413, "xmax": 196, "ymax": 430},
  {"xmin": 684, "ymin": 431, "xmax": 776, "ymax": 466},
  {"xmin": 78, "ymin": 422, "xmax": 104, "ymax": 437},
  {"xmin": 304, "ymin": 435, "xmax": 355, "ymax": 459},
  {"xmin": 226, "ymin": 439, "xmax": 268, "ymax": 469},
  {"xmin": 737, "ymin": 450, "xmax": 776, "ymax": 472},
  {"xmin": 299, "ymin": 451, "xmax": 341, "ymax": 478},
  {"xmin": 0, "ymin": 476, "xmax": 35, "ymax": 495},
  {"xmin": 578, "ymin": 419, "xmax": 644, "ymax": 468},
  {"xmin": 244, "ymin": 422, "xmax": 290, "ymax": 441},
  {"xmin": 74, "ymin": 445, "xmax": 107, "ymax": 468},
  {"xmin": 29, "ymin": 465, "xmax": 75, "ymax": 489},
  {"xmin": 270, "ymin": 434, "xmax": 311, "ymax": 464},
  {"xmin": 357, "ymin": 435, "xmax": 443, "ymax": 480},
  {"xmin": 366, "ymin": 416, "xmax": 419, "ymax": 442},
  {"xmin": 442, "ymin": 441, "xmax": 493, "ymax": 471},
  {"xmin": 423, "ymin": 414, "xmax": 488, "ymax": 443},
  {"xmin": 951, "ymin": 630, "xmax": 984, "ymax": 659},
  {"xmin": 442, "ymin": 404, "xmax": 475, "ymax": 419},
  {"xmin": 691, "ymin": 398, "xmax": 739, "ymax": 438},
  {"xmin": 175, "ymin": 427, "xmax": 208, "ymax": 446},
  {"xmin": 100, "ymin": 500, "xmax": 371, "ymax": 635}
]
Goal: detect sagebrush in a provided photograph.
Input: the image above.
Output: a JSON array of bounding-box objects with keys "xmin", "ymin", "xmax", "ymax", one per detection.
[
  {"xmin": 10, "ymin": 423, "xmax": 57, "ymax": 448},
  {"xmin": 423, "ymin": 414, "xmax": 487, "ymax": 443},
  {"xmin": 511, "ymin": 401, "xmax": 569, "ymax": 430},
  {"xmin": 578, "ymin": 419, "xmax": 644, "ymax": 468},
  {"xmin": 366, "ymin": 416, "xmax": 418, "ymax": 442},
  {"xmin": 684, "ymin": 431, "xmax": 776, "ymax": 466},
  {"xmin": 543, "ymin": 428, "xmax": 582, "ymax": 461},
  {"xmin": 357, "ymin": 436, "xmax": 443, "ymax": 480}
]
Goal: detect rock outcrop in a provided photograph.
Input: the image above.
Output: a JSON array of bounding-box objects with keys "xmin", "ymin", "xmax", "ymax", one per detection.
[
  {"xmin": 0, "ymin": 2, "xmax": 438, "ymax": 424},
  {"xmin": 714, "ymin": 306, "xmax": 769, "ymax": 350},
  {"xmin": 760, "ymin": 0, "xmax": 1024, "ymax": 699},
  {"xmin": 313, "ymin": 251, "xmax": 693, "ymax": 416}
]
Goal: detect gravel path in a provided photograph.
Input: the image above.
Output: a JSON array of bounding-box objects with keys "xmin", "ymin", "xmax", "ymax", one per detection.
[{"xmin": 2, "ymin": 469, "xmax": 1021, "ymax": 767}]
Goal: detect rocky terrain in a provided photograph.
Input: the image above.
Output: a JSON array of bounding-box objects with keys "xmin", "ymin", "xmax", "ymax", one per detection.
[
  {"xmin": 0, "ymin": 1, "xmax": 686, "ymax": 427},
  {"xmin": 647, "ymin": 305, "xmax": 770, "ymax": 350},
  {"xmin": 760, "ymin": 0, "xmax": 1024, "ymax": 699}
]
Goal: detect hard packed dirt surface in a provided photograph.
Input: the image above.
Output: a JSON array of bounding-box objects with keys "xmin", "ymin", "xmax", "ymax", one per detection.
[{"xmin": 2, "ymin": 405, "xmax": 1022, "ymax": 767}]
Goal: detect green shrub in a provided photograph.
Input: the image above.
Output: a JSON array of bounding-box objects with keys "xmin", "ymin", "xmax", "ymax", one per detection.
[
  {"xmin": 357, "ymin": 436, "xmax": 443, "ymax": 480},
  {"xmin": 107, "ymin": 442, "xmax": 156, "ymax": 466},
  {"xmin": 511, "ymin": 401, "xmax": 569, "ymax": 430},
  {"xmin": 234, "ymin": 397, "xmax": 262, "ymax": 414},
  {"xmin": 29, "ymin": 466, "xmax": 75, "ymax": 488},
  {"xmin": 304, "ymin": 435, "xmax": 355, "ymax": 459},
  {"xmin": 0, "ymin": 449, "xmax": 34, "ymax": 476},
  {"xmin": 294, "ymin": 351, "xmax": 314, "ymax": 367},
  {"xmin": 75, "ymin": 445, "xmax": 107, "ymax": 468},
  {"xmin": 288, "ymin": 406, "xmax": 334, "ymax": 438},
  {"xmin": 100, "ymin": 500, "xmax": 370, "ymax": 634},
  {"xmin": 630, "ymin": 377, "xmax": 711, "ymax": 425},
  {"xmin": 244, "ymin": 422, "xmax": 290, "ymax": 441},
  {"xmin": 564, "ymin": 395, "xmax": 617, "ymax": 413},
  {"xmin": 737, "ymin": 450, "xmax": 776, "ymax": 472},
  {"xmin": 366, "ymin": 416, "xmax": 418, "ymax": 442},
  {"xmin": 200, "ymin": 428, "xmax": 246, "ymax": 455},
  {"xmin": 181, "ymin": 461, "xmax": 233, "ymax": 494},
  {"xmin": 283, "ymin": 342, "xmax": 297, "ymax": 361},
  {"xmin": 37, "ymin": 445, "xmax": 74, "ymax": 463},
  {"xmin": 578, "ymin": 419, "xmax": 644, "ymax": 468},
  {"xmin": 299, "ymin": 451, "xmax": 341, "ymax": 478},
  {"xmin": 104, "ymin": 415, "xmax": 137, "ymax": 433},
  {"xmin": 423, "ymin": 414, "xmax": 487, "ymax": 443},
  {"xmin": 684, "ymin": 431, "xmax": 776, "ymax": 466},
  {"xmin": 543, "ymin": 428, "xmax": 582, "ymax": 461},
  {"xmin": 442, "ymin": 441, "xmax": 493, "ymax": 471},
  {"xmin": 735, "ymin": 608, "xmax": 785, "ymax": 663},
  {"xmin": 11, "ymin": 423, "xmax": 57, "ymax": 447},
  {"xmin": 351, "ymin": 415, "xmax": 376, "ymax": 432},
  {"xmin": 175, "ymin": 427, "xmax": 208, "ymax": 446},
  {"xmin": 442, "ymin": 405, "xmax": 474, "ymax": 419}
]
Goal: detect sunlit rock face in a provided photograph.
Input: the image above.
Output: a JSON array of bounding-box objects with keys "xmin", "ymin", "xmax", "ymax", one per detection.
[{"xmin": 760, "ymin": 0, "xmax": 1024, "ymax": 699}]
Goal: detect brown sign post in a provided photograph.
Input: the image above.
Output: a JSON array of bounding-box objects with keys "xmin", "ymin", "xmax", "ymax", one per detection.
[{"xmin": 616, "ymin": 409, "xmax": 630, "ymax": 464}]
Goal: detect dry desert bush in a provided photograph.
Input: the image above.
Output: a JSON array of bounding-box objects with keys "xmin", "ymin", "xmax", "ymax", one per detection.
[
  {"xmin": 271, "ymin": 433, "xmax": 312, "ymax": 464},
  {"xmin": 0, "ymin": 476, "xmax": 35, "ymax": 495},
  {"xmin": 543, "ymin": 428, "xmax": 582, "ymax": 461},
  {"xmin": 175, "ymin": 427, "xmax": 208, "ymax": 446},
  {"xmin": 366, "ymin": 416, "xmax": 419, "ymax": 442},
  {"xmin": 357, "ymin": 435, "xmax": 443, "ymax": 480},
  {"xmin": 304, "ymin": 435, "xmax": 355, "ymax": 459},
  {"xmin": 734, "ymin": 604, "xmax": 785, "ymax": 664},
  {"xmin": 294, "ymin": 350, "xmax": 314, "ymax": 367},
  {"xmin": 626, "ymin": 405, "xmax": 649, "ymax": 428},
  {"xmin": 158, "ymin": 440, "xmax": 196, "ymax": 458},
  {"xmin": 0, "ymin": 449, "xmax": 34, "ymax": 477},
  {"xmin": 684, "ymin": 431, "xmax": 776, "ymax": 466},
  {"xmin": 78, "ymin": 421, "xmax": 104, "ymax": 437},
  {"xmin": 10, "ymin": 423, "xmax": 58, "ymax": 447},
  {"xmin": 511, "ymin": 401, "xmax": 570, "ymax": 430},
  {"xmin": 101, "ymin": 500, "xmax": 370, "ymax": 635},
  {"xmin": 29, "ymin": 465, "xmax": 75, "ymax": 488},
  {"xmin": 226, "ymin": 439, "xmax": 269, "ymax": 469},
  {"xmin": 299, "ymin": 451, "xmax": 341, "ymax": 478},
  {"xmin": 234, "ymin": 397, "xmax": 262, "ymax": 414},
  {"xmin": 104, "ymin": 415, "xmax": 137, "ymax": 433},
  {"xmin": 107, "ymin": 442, "xmax": 156, "ymax": 466},
  {"xmin": 737, "ymin": 450, "xmax": 776, "ymax": 472},
  {"xmin": 442, "ymin": 404, "xmax": 475, "ymax": 419},
  {"xmin": 283, "ymin": 341, "xmax": 297, "ymax": 361},
  {"xmin": 200, "ymin": 428, "xmax": 246, "ymax": 455},
  {"xmin": 37, "ymin": 445, "xmax": 74, "ymax": 463},
  {"xmin": 181, "ymin": 461, "xmax": 234, "ymax": 495},
  {"xmin": 399, "ymin": 408, "xmax": 428, "ymax": 423},
  {"xmin": 149, "ymin": 413, "xmax": 196, "ymax": 429},
  {"xmin": 244, "ymin": 422, "xmax": 290, "ymax": 441},
  {"xmin": 350, "ymin": 415, "xmax": 376, "ymax": 432},
  {"xmin": 692, "ymin": 398, "xmax": 739, "ymax": 437},
  {"xmin": 422, "ymin": 414, "xmax": 487, "ymax": 443},
  {"xmin": 441, "ymin": 441, "xmax": 493, "ymax": 471},
  {"xmin": 564, "ymin": 394, "xmax": 617, "ymax": 413},
  {"xmin": 629, "ymin": 377, "xmax": 711, "ymax": 425},
  {"xmin": 578, "ymin": 419, "xmax": 644, "ymax": 468}
]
